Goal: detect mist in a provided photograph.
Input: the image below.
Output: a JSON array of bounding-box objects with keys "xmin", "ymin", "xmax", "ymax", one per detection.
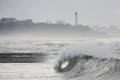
[
  {"xmin": 0, "ymin": 19, "xmax": 108, "ymax": 39},
  {"xmin": 0, "ymin": 0, "xmax": 120, "ymax": 26},
  {"xmin": 92, "ymin": 25, "xmax": 120, "ymax": 37}
]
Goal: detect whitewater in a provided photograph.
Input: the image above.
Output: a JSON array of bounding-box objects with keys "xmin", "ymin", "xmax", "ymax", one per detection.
[{"xmin": 0, "ymin": 38, "xmax": 120, "ymax": 80}]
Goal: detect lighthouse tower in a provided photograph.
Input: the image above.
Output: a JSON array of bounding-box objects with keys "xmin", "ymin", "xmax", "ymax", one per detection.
[{"xmin": 75, "ymin": 11, "xmax": 78, "ymax": 26}]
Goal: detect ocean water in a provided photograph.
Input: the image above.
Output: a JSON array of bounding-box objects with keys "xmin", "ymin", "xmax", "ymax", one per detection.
[{"xmin": 0, "ymin": 38, "xmax": 120, "ymax": 80}]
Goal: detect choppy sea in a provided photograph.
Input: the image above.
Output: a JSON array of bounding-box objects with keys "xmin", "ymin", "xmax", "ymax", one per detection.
[{"xmin": 0, "ymin": 38, "xmax": 120, "ymax": 80}]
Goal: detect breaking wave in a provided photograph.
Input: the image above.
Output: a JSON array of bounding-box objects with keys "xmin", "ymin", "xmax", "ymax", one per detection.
[{"xmin": 54, "ymin": 43, "xmax": 120, "ymax": 80}]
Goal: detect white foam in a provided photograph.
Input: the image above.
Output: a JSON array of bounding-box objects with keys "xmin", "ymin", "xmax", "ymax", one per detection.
[
  {"xmin": 56, "ymin": 42, "xmax": 120, "ymax": 62},
  {"xmin": 54, "ymin": 42, "xmax": 120, "ymax": 70}
]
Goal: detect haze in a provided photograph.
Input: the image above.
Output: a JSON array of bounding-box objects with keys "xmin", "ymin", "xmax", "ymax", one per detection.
[{"xmin": 0, "ymin": 0, "xmax": 120, "ymax": 27}]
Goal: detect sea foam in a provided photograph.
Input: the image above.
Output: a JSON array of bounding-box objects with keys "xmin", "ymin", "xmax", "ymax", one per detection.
[{"xmin": 55, "ymin": 42, "xmax": 120, "ymax": 63}]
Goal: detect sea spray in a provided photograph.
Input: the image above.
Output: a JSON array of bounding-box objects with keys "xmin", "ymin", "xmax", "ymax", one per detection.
[{"xmin": 54, "ymin": 42, "xmax": 120, "ymax": 80}]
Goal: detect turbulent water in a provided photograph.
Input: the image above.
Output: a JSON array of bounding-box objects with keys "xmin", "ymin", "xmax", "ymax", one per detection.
[{"xmin": 0, "ymin": 38, "xmax": 120, "ymax": 80}]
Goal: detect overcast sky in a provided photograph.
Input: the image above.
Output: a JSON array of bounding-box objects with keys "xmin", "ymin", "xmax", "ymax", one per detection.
[{"xmin": 0, "ymin": 0, "xmax": 120, "ymax": 27}]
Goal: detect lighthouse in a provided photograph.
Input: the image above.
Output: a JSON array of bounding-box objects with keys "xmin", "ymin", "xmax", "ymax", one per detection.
[{"xmin": 75, "ymin": 11, "xmax": 78, "ymax": 26}]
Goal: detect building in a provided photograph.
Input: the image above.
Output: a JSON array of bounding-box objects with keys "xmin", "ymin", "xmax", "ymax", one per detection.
[
  {"xmin": 75, "ymin": 11, "xmax": 78, "ymax": 26},
  {"xmin": 1, "ymin": 18, "xmax": 17, "ymax": 23},
  {"xmin": 56, "ymin": 20, "xmax": 65, "ymax": 24},
  {"xmin": 109, "ymin": 26, "xmax": 118, "ymax": 30},
  {"xmin": 45, "ymin": 20, "xmax": 53, "ymax": 24},
  {"xmin": 18, "ymin": 19, "xmax": 33, "ymax": 24}
]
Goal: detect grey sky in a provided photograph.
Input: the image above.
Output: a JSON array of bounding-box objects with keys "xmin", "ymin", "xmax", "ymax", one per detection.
[{"xmin": 0, "ymin": 0, "xmax": 120, "ymax": 27}]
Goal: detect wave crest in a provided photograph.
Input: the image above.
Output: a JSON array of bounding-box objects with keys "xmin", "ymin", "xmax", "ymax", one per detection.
[{"xmin": 54, "ymin": 43, "xmax": 120, "ymax": 80}]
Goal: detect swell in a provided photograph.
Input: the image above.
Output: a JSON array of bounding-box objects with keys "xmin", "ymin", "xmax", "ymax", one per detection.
[
  {"xmin": 54, "ymin": 55, "xmax": 120, "ymax": 80},
  {"xmin": 54, "ymin": 43, "xmax": 120, "ymax": 80}
]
